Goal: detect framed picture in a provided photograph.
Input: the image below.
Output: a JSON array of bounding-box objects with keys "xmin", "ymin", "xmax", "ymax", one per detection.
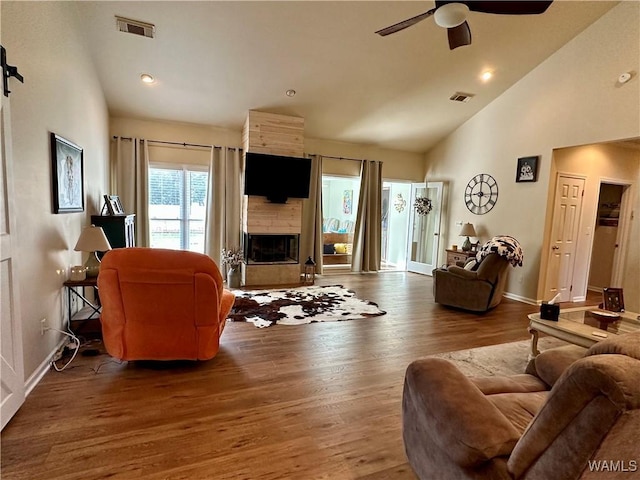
[
  {"xmin": 51, "ymin": 133, "xmax": 84, "ymax": 213},
  {"xmin": 603, "ymin": 287, "xmax": 624, "ymax": 312},
  {"xmin": 516, "ymin": 156, "xmax": 539, "ymax": 183},
  {"xmin": 343, "ymin": 190, "xmax": 353, "ymax": 215},
  {"xmin": 103, "ymin": 194, "xmax": 125, "ymax": 215}
]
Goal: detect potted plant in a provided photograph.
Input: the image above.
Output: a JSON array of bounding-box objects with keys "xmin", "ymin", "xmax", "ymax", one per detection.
[{"xmin": 221, "ymin": 247, "xmax": 243, "ymax": 288}]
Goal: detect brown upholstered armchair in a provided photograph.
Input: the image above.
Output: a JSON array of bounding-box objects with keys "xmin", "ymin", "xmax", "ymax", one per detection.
[
  {"xmin": 98, "ymin": 248, "xmax": 235, "ymax": 361},
  {"xmin": 433, "ymin": 252, "xmax": 510, "ymax": 312},
  {"xmin": 402, "ymin": 332, "xmax": 640, "ymax": 479}
]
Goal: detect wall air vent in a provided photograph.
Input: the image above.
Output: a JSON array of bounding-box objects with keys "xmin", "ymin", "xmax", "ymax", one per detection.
[
  {"xmin": 116, "ymin": 16, "xmax": 155, "ymax": 38},
  {"xmin": 449, "ymin": 92, "xmax": 474, "ymax": 103}
]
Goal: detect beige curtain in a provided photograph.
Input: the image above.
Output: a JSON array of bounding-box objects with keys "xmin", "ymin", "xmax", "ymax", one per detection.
[
  {"xmin": 111, "ymin": 137, "xmax": 150, "ymax": 246},
  {"xmin": 300, "ymin": 154, "xmax": 324, "ymax": 273},
  {"xmin": 352, "ymin": 160, "xmax": 383, "ymax": 272},
  {"xmin": 205, "ymin": 147, "xmax": 243, "ymax": 268}
]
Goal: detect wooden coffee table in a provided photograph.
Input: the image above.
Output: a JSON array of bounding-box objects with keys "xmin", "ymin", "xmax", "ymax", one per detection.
[{"xmin": 528, "ymin": 307, "xmax": 640, "ymax": 358}]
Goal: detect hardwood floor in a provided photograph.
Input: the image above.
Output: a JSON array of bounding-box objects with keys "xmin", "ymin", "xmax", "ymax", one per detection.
[{"xmin": 2, "ymin": 272, "xmax": 552, "ymax": 479}]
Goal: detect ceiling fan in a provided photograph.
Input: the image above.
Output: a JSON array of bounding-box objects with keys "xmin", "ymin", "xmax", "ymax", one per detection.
[{"xmin": 376, "ymin": 1, "xmax": 553, "ymax": 50}]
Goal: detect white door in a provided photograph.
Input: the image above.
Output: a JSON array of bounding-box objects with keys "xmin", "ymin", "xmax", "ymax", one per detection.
[
  {"xmin": 1, "ymin": 71, "xmax": 25, "ymax": 429},
  {"xmin": 544, "ymin": 175, "xmax": 585, "ymax": 302},
  {"xmin": 407, "ymin": 182, "xmax": 443, "ymax": 275}
]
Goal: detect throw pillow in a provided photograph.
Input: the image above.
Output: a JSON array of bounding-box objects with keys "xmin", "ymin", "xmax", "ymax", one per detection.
[
  {"xmin": 464, "ymin": 260, "xmax": 477, "ymax": 271},
  {"xmin": 334, "ymin": 243, "xmax": 348, "ymax": 254},
  {"xmin": 323, "ymin": 244, "xmax": 335, "ymax": 254}
]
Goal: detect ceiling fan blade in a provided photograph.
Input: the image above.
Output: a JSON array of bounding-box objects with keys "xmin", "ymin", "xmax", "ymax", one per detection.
[
  {"xmin": 462, "ymin": 1, "xmax": 553, "ymax": 15},
  {"xmin": 448, "ymin": 21, "xmax": 471, "ymax": 50},
  {"xmin": 375, "ymin": 8, "xmax": 436, "ymax": 36}
]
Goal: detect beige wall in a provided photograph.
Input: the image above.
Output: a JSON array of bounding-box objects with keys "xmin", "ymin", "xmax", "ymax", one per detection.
[
  {"xmin": 110, "ymin": 117, "xmax": 426, "ymax": 180},
  {"xmin": 549, "ymin": 143, "xmax": 639, "ymax": 311},
  {"xmin": 306, "ymin": 137, "xmax": 424, "ymax": 181},
  {"xmin": 3, "ymin": 2, "xmax": 110, "ymax": 379},
  {"xmin": 423, "ymin": 2, "xmax": 640, "ymax": 305}
]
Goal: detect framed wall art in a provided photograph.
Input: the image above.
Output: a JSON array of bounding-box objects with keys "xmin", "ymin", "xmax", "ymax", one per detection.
[
  {"xmin": 602, "ymin": 287, "xmax": 624, "ymax": 312},
  {"xmin": 516, "ymin": 156, "xmax": 539, "ymax": 183},
  {"xmin": 103, "ymin": 194, "xmax": 125, "ymax": 215},
  {"xmin": 51, "ymin": 133, "xmax": 84, "ymax": 213},
  {"xmin": 343, "ymin": 190, "xmax": 353, "ymax": 215}
]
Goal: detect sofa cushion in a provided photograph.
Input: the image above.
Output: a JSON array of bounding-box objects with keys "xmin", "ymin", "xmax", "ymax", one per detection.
[
  {"xmin": 508, "ymin": 354, "xmax": 640, "ymax": 479},
  {"xmin": 586, "ymin": 330, "xmax": 640, "ymax": 360},
  {"xmin": 532, "ymin": 344, "xmax": 587, "ymax": 387},
  {"xmin": 470, "ymin": 374, "xmax": 548, "ymax": 396},
  {"xmin": 323, "ymin": 243, "xmax": 335, "ymax": 254},
  {"xmin": 404, "ymin": 359, "xmax": 522, "ymax": 468},
  {"xmin": 470, "ymin": 375, "xmax": 549, "ymax": 436},
  {"xmin": 488, "ymin": 392, "xmax": 548, "ymax": 435}
]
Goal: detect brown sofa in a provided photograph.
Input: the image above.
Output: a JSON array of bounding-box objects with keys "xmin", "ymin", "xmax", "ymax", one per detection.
[
  {"xmin": 402, "ymin": 331, "xmax": 640, "ymax": 479},
  {"xmin": 433, "ymin": 252, "xmax": 510, "ymax": 312}
]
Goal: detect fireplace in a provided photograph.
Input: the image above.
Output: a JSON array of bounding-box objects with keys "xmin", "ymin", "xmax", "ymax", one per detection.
[{"xmin": 244, "ymin": 233, "xmax": 299, "ymax": 264}]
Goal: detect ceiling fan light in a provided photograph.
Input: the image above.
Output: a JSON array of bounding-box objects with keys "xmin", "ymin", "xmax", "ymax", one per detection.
[{"xmin": 434, "ymin": 3, "xmax": 469, "ymax": 28}]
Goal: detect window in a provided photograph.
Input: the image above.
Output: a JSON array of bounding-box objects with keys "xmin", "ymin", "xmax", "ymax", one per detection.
[
  {"xmin": 149, "ymin": 165, "xmax": 208, "ymax": 253},
  {"xmin": 321, "ymin": 175, "xmax": 360, "ymax": 267},
  {"xmin": 322, "ymin": 175, "xmax": 360, "ymax": 233}
]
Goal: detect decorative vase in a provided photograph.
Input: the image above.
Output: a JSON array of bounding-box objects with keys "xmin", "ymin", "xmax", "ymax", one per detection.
[{"xmin": 227, "ymin": 267, "xmax": 241, "ymax": 288}]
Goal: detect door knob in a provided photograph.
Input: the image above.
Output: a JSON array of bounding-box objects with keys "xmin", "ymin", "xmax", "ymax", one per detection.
[{"xmin": 552, "ymin": 246, "xmax": 559, "ymax": 250}]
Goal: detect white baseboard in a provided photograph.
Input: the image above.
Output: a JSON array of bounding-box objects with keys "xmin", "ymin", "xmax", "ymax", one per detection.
[
  {"xmin": 24, "ymin": 337, "xmax": 66, "ymax": 397},
  {"xmin": 587, "ymin": 286, "xmax": 603, "ymax": 293},
  {"xmin": 503, "ymin": 292, "xmax": 538, "ymax": 305}
]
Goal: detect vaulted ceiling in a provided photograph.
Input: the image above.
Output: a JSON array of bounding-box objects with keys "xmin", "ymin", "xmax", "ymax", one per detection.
[{"xmin": 75, "ymin": 1, "xmax": 617, "ymax": 153}]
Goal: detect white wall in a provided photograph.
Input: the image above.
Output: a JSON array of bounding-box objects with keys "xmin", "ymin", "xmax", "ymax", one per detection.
[
  {"xmin": 423, "ymin": 2, "xmax": 640, "ymax": 304},
  {"xmin": 2, "ymin": 2, "xmax": 109, "ymax": 380}
]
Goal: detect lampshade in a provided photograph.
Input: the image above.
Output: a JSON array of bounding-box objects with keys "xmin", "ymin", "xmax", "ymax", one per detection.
[
  {"xmin": 434, "ymin": 3, "xmax": 469, "ymax": 28},
  {"xmin": 459, "ymin": 223, "xmax": 477, "ymax": 237},
  {"xmin": 74, "ymin": 225, "xmax": 112, "ymax": 252},
  {"xmin": 74, "ymin": 225, "xmax": 112, "ymax": 278}
]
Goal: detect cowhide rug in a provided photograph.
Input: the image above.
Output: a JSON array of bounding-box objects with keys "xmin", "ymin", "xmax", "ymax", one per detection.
[{"xmin": 227, "ymin": 285, "xmax": 386, "ymax": 328}]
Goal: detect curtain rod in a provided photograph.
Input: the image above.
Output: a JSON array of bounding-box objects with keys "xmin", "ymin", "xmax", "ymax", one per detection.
[
  {"xmin": 111, "ymin": 139, "xmax": 375, "ymax": 161},
  {"xmin": 309, "ymin": 153, "xmax": 382, "ymax": 163},
  {"xmin": 112, "ymin": 135, "xmax": 221, "ymax": 149}
]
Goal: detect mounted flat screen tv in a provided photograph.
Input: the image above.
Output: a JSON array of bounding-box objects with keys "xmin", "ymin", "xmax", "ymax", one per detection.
[{"xmin": 244, "ymin": 152, "xmax": 312, "ymax": 203}]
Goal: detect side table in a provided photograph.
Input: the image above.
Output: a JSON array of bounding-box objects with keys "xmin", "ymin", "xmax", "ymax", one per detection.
[
  {"xmin": 445, "ymin": 249, "xmax": 475, "ymax": 267},
  {"xmin": 63, "ymin": 277, "xmax": 101, "ymax": 333}
]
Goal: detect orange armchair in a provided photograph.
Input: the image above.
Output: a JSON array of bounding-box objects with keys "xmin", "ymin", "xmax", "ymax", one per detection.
[{"xmin": 97, "ymin": 248, "xmax": 235, "ymax": 361}]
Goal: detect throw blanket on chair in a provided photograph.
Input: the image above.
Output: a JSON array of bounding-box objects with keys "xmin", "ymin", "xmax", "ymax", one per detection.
[{"xmin": 476, "ymin": 235, "xmax": 524, "ymax": 267}]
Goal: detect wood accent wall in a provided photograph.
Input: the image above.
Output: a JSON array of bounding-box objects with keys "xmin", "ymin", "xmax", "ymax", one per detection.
[
  {"xmin": 243, "ymin": 197, "xmax": 303, "ymax": 234},
  {"xmin": 242, "ymin": 110, "xmax": 306, "ymax": 286},
  {"xmin": 243, "ymin": 110, "xmax": 304, "ymax": 157}
]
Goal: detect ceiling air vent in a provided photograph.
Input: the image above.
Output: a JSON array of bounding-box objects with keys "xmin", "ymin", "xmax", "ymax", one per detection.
[
  {"xmin": 116, "ymin": 16, "xmax": 155, "ymax": 38},
  {"xmin": 449, "ymin": 92, "xmax": 474, "ymax": 103}
]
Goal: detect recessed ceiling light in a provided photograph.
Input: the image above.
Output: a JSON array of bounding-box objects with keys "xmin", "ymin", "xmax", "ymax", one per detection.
[
  {"xmin": 481, "ymin": 70, "xmax": 493, "ymax": 82},
  {"xmin": 285, "ymin": 89, "xmax": 296, "ymax": 97},
  {"xmin": 140, "ymin": 73, "xmax": 155, "ymax": 84}
]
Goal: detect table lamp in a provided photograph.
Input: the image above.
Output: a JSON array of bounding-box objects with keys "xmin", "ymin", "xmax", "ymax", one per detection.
[
  {"xmin": 459, "ymin": 222, "xmax": 477, "ymax": 252},
  {"xmin": 74, "ymin": 225, "xmax": 112, "ymax": 277}
]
